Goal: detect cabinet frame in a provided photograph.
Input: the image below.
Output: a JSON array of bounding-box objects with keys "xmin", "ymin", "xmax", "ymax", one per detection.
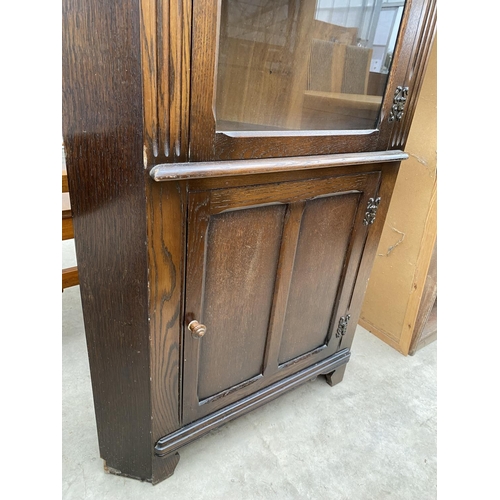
[
  {"xmin": 139, "ymin": 0, "xmax": 436, "ymax": 166},
  {"xmin": 150, "ymin": 159, "xmax": 402, "ymax": 462},
  {"xmin": 187, "ymin": 0, "xmax": 433, "ymax": 161}
]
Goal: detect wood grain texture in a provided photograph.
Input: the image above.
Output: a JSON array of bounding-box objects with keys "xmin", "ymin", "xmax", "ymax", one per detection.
[
  {"xmin": 146, "ymin": 181, "xmax": 185, "ymax": 457},
  {"xmin": 186, "ymin": 160, "xmax": 401, "ymax": 193},
  {"xmin": 189, "ymin": 0, "xmax": 218, "ymax": 160},
  {"xmin": 151, "ymin": 452, "xmax": 180, "ymax": 485},
  {"xmin": 279, "ymin": 193, "xmax": 360, "ymax": 364},
  {"xmin": 341, "ymin": 162, "xmax": 401, "ymax": 353},
  {"xmin": 183, "ymin": 193, "xmax": 286, "ymax": 421},
  {"xmin": 373, "ymin": 0, "xmax": 416, "ymax": 149},
  {"xmin": 182, "ymin": 168, "xmax": 383, "ymax": 424},
  {"xmin": 62, "ymin": 0, "xmax": 435, "ymax": 486},
  {"xmin": 62, "ymin": 266, "xmax": 79, "ymax": 289},
  {"xmin": 386, "ymin": 0, "xmax": 437, "ymax": 150},
  {"xmin": 140, "ymin": 0, "xmax": 192, "ymax": 165},
  {"xmin": 62, "ymin": 216, "xmax": 74, "ymax": 241},
  {"xmin": 198, "ymin": 205, "xmax": 285, "ymax": 400},
  {"xmin": 188, "ymin": 0, "xmax": 432, "ymax": 161},
  {"xmin": 189, "ymin": 0, "xmax": 384, "ymax": 160},
  {"xmin": 263, "ymin": 202, "xmax": 305, "ymax": 376},
  {"xmin": 63, "ymin": 0, "xmax": 155, "ymax": 481}
]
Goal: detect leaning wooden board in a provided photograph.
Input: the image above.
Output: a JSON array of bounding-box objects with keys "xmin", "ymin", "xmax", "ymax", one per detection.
[{"xmin": 359, "ymin": 37, "xmax": 437, "ymax": 356}]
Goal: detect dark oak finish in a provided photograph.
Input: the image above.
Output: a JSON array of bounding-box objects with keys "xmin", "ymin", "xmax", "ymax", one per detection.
[
  {"xmin": 182, "ymin": 170, "xmax": 380, "ymax": 423},
  {"xmin": 155, "ymin": 348, "xmax": 351, "ymax": 457},
  {"xmin": 188, "ymin": 0, "xmax": 436, "ymax": 161},
  {"xmin": 146, "ymin": 181, "xmax": 186, "ymax": 457},
  {"xmin": 388, "ymin": 0, "xmax": 437, "ymax": 150},
  {"xmin": 197, "ymin": 205, "xmax": 284, "ymax": 400},
  {"xmin": 63, "ymin": 0, "xmax": 436, "ymax": 486},
  {"xmin": 63, "ymin": 0, "xmax": 157, "ymax": 483},
  {"xmin": 278, "ymin": 193, "xmax": 360, "ymax": 364},
  {"xmin": 140, "ymin": 0, "xmax": 192, "ymax": 165}
]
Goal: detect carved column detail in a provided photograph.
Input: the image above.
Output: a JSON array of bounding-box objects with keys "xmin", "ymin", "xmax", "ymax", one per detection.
[
  {"xmin": 390, "ymin": 0, "xmax": 437, "ymax": 149},
  {"xmin": 140, "ymin": 0, "xmax": 192, "ymax": 166}
]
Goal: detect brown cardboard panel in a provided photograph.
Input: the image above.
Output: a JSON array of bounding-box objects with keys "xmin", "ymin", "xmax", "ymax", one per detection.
[{"xmin": 360, "ymin": 36, "xmax": 437, "ymax": 355}]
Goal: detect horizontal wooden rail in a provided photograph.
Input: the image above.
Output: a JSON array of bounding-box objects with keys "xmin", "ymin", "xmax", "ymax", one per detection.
[
  {"xmin": 62, "ymin": 266, "xmax": 79, "ymax": 289},
  {"xmin": 62, "ymin": 217, "xmax": 74, "ymax": 240},
  {"xmin": 150, "ymin": 150, "xmax": 408, "ymax": 182},
  {"xmin": 62, "ymin": 170, "xmax": 70, "ymax": 192},
  {"xmin": 62, "ymin": 168, "xmax": 79, "ymax": 289}
]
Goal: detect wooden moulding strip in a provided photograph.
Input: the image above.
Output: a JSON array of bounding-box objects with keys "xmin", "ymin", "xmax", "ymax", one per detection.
[
  {"xmin": 150, "ymin": 150, "xmax": 409, "ymax": 182},
  {"xmin": 154, "ymin": 348, "xmax": 350, "ymax": 457}
]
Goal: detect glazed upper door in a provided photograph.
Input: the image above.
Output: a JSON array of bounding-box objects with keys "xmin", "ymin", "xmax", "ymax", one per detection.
[
  {"xmin": 182, "ymin": 170, "xmax": 381, "ymax": 424},
  {"xmin": 189, "ymin": 0, "xmax": 431, "ymax": 161}
]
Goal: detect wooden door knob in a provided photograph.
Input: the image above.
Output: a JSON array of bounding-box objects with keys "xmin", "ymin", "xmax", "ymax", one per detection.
[{"xmin": 188, "ymin": 320, "xmax": 207, "ymax": 338}]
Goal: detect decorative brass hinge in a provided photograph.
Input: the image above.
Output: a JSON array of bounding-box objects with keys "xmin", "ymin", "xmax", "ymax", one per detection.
[
  {"xmin": 388, "ymin": 86, "xmax": 409, "ymax": 122},
  {"xmin": 363, "ymin": 197, "xmax": 381, "ymax": 226},
  {"xmin": 336, "ymin": 314, "xmax": 351, "ymax": 338}
]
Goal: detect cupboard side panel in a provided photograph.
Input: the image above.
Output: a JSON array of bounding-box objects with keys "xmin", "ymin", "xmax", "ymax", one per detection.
[
  {"xmin": 345, "ymin": 162, "xmax": 401, "ymax": 350},
  {"xmin": 62, "ymin": 0, "xmax": 152, "ymax": 479}
]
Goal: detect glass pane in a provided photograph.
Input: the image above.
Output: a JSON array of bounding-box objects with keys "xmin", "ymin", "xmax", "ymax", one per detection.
[{"xmin": 215, "ymin": 0, "xmax": 406, "ymax": 132}]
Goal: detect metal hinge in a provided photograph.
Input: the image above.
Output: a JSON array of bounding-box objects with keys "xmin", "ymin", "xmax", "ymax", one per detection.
[
  {"xmin": 363, "ymin": 197, "xmax": 381, "ymax": 226},
  {"xmin": 336, "ymin": 314, "xmax": 351, "ymax": 338},
  {"xmin": 388, "ymin": 86, "xmax": 409, "ymax": 122}
]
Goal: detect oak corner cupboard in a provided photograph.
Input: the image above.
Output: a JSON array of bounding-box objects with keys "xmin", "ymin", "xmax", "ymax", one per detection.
[{"xmin": 62, "ymin": 0, "xmax": 436, "ymax": 485}]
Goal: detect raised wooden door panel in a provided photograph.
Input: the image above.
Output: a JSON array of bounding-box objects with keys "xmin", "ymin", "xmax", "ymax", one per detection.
[
  {"xmin": 183, "ymin": 171, "xmax": 381, "ymax": 424},
  {"xmin": 278, "ymin": 194, "xmax": 360, "ymax": 365}
]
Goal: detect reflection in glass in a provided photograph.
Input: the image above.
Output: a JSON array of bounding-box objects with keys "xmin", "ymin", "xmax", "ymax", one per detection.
[{"xmin": 215, "ymin": 0, "xmax": 405, "ymax": 132}]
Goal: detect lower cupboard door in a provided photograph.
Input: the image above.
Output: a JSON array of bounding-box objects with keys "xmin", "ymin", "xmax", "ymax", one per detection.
[{"xmin": 182, "ymin": 171, "xmax": 381, "ymax": 424}]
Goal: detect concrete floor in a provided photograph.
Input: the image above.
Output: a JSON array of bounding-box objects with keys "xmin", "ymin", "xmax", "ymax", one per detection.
[{"xmin": 62, "ymin": 244, "xmax": 437, "ymax": 499}]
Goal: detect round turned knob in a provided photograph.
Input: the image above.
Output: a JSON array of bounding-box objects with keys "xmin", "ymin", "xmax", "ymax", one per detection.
[{"xmin": 188, "ymin": 320, "xmax": 207, "ymax": 338}]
